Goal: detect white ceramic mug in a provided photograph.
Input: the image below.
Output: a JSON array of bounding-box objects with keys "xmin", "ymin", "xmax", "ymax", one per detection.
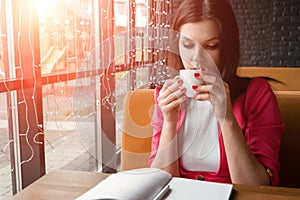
[{"xmin": 178, "ymin": 69, "xmax": 203, "ymax": 97}]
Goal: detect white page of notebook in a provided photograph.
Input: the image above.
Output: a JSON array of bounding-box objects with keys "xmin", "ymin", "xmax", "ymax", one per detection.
[
  {"xmin": 164, "ymin": 177, "xmax": 233, "ymax": 200},
  {"xmin": 75, "ymin": 168, "xmax": 171, "ymax": 200}
]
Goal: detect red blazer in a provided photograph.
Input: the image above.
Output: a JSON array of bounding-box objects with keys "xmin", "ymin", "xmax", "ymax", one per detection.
[{"xmin": 149, "ymin": 78, "xmax": 284, "ymax": 185}]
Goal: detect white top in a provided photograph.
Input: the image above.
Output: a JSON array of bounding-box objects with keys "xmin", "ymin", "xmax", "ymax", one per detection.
[{"xmin": 179, "ymin": 99, "xmax": 220, "ymax": 172}]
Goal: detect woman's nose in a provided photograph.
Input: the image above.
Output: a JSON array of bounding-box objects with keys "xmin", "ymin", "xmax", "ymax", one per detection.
[{"xmin": 192, "ymin": 45, "xmax": 202, "ymax": 63}]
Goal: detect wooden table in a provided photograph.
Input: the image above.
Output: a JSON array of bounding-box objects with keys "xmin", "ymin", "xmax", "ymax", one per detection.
[{"xmin": 11, "ymin": 170, "xmax": 300, "ymax": 200}]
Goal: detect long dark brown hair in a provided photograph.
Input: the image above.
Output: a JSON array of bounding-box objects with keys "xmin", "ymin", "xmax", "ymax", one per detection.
[{"xmin": 168, "ymin": 0, "xmax": 249, "ymax": 100}]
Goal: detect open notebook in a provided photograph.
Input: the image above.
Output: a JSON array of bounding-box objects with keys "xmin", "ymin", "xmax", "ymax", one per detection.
[{"xmin": 76, "ymin": 168, "xmax": 233, "ymax": 200}]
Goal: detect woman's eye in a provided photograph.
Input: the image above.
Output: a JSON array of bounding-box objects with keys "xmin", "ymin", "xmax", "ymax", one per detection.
[
  {"xmin": 182, "ymin": 42, "xmax": 194, "ymax": 49},
  {"xmin": 205, "ymin": 44, "xmax": 219, "ymax": 50}
]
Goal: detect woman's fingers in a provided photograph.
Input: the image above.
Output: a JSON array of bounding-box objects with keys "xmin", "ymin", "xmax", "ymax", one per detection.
[
  {"xmin": 192, "ymin": 67, "xmax": 228, "ymax": 124},
  {"xmin": 158, "ymin": 78, "xmax": 187, "ymax": 114},
  {"xmin": 159, "ymin": 94, "xmax": 187, "ymax": 111},
  {"xmin": 199, "ymin": 67, "xmax": 222, "ymax": 85},
  {"xmin": 192, "ymin": 84, "xmax": 211, "ymax": 100},
  {"xmin": 159, "ymin": 79, "xmax": 182, "ymax": 97},
  {"xmin": 159, "ymin": 87, "xmax": 185, "ymax": 105},
  {"xmin": 160, "ymin": 79, "xmax": 176, "ymax": 94}
]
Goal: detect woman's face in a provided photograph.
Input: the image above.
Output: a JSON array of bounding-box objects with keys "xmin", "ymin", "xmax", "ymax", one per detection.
[{"xmin": 179, "ymin": 19, "xmax": 221, "ymax": 70}]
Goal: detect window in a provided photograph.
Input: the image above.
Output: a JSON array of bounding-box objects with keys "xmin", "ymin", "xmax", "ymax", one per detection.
[{"xmin": 0, "ymin": 0, "xmax": 172, "ymax": 198}]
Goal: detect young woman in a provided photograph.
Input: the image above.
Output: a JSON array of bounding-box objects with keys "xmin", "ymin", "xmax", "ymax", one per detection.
[{"xmin": 148, "ymin": 0, "xmax": 284, "ymax": 186}]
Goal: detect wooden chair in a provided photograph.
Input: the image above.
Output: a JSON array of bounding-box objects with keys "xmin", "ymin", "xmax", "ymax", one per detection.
[
  {"xmin": 120, "ymin": 89, "xmax": 155, "ymax": 171},
  {"xmin": 276, "ymin": 91, "xmax": 300, "ymax": 188},
  {"xmin": 238, "ymin": 67, "xmax": 300, "ymax": 188}
]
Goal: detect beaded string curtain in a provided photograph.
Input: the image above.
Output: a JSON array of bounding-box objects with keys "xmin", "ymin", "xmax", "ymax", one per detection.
[{"xmin": 0, "ymin": 0, "xmax": 173, "ymax": 196}]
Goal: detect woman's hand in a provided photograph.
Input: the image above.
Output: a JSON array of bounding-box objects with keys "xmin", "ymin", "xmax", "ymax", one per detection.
[
  {"xmin": 192, "ymin": 68, "xmax": 234, "ymax": 125},
  {"xmin": 152, "ymin": 78, "xmax": 186, "ymax": 176},
  {"xmin": 157, "ymin": 78, "xmax": 187, "ymax": 122}
]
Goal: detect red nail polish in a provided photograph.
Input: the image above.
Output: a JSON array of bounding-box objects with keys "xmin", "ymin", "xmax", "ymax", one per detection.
[
  {"xmin": 192, "ymin": 85, "xmax": 198, "ymax": 89},
  {"xmin": 194, "ymin": 73, "xmax": 200, "ymax": 77}
]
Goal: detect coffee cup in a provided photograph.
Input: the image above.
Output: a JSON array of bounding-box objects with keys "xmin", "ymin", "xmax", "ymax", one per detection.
[{"xmin": 177, "ymin": 69, "xmax": 203, "ymax": 97}]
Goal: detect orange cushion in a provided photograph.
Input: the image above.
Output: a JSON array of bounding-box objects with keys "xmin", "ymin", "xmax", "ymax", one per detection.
[{"xmin": 121, "ymin": 89, "xmax": 155, "ymax": 170}]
